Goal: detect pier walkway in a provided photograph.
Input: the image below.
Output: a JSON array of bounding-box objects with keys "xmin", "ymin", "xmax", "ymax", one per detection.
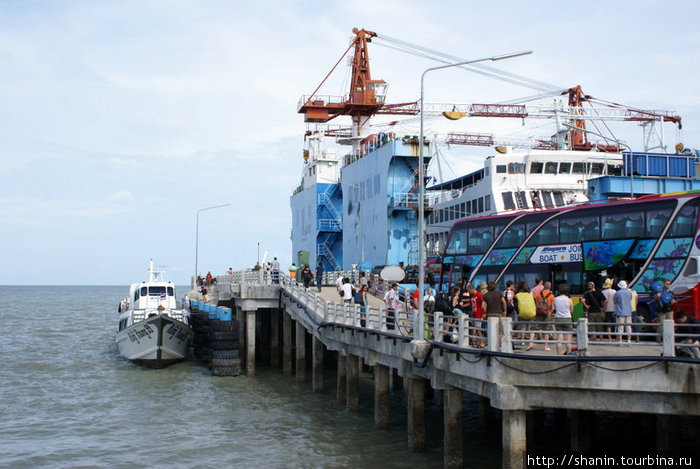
[{"xmin": 206, "ymin": 270, "xmax": 699, "ymax": 469}]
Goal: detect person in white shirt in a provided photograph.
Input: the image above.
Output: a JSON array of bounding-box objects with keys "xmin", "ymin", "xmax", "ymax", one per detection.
[
  {"xmin": 335, "ymin": 273, "xmax": 344, "ymax": 298},
  {"xmin": 341, "ymin": 278, "xmax": 353, "ymax": 304},
  {"xmin": 383, "ymin": 283, "xmax": 399, "ymax": 330},
  {"xmin": 553, "ymin": 284, "xmax": 574, "ymax": 355}
]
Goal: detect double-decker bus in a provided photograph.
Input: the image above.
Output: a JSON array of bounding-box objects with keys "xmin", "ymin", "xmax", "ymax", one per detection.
[{"xmin": 435, "ymin": 190, "xmax": 700, "ymax": 320}]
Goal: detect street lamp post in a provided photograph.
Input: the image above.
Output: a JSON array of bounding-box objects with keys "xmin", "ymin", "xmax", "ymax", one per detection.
[
  {"xmin": 416, "ymin": 51, "xmax": 532, "ymax": 337},
  {"xmin": 195, "ymin": 204, "xmax": 231, "ymax": 283}
]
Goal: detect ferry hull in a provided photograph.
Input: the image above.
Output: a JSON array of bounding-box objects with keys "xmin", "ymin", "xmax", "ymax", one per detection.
[{"xmin": 116, "ymin": 315, "xmax": 194, "ymax": 369}]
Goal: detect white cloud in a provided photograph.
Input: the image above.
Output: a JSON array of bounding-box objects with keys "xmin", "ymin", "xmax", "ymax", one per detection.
[{"xmin": 0, "ymin": 0, "xmax": 699, "ymax": 284}]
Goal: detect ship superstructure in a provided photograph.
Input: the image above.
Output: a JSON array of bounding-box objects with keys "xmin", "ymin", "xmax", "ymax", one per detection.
[{"xmin": 291, "ymin": 28, "xmax": 696, "ymax": 272}]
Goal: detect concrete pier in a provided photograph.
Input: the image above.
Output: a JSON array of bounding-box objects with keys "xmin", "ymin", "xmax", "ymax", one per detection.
[
  {"xmin": 210, "ymin": 274, "xmax": 700, "ymax": 469},
  {"xmin": 502, "ymin": 410, "xmax": 526, "ymax": 469},
  {"xmin": 336, "ymin": 351, "xmax": 347, "ymax": 405},
  {"xmin": 295, "ymin": 321, "xmax": 306, "ymax": 382},
  {"xmin": 374, "ymin": 364, "xmax": 390, "ymax": 429},
  {"xmin": 346, "ymin": 355, "xmax": 360, "ymax": 411},
  {"xmin": 270, "ymin": 308, "xmax": 280, "ymax": 368},
  {"xmin": 443, "ymin": 387, "xmax": 463, "ymax": 469},
  {"xmin": 245, "ymin": 309, "xmax": 256, "ymax": 376},
  {"xmin": 283, "ymin": 313, "xmax": 292, "ymax": 375},
  {"xmin": 312, "ymin": 335, "xmax": 324, "ymax": 392},
  {"xmin": 407, "ymin": 377, "xmax": 426, "ymax": 452}
]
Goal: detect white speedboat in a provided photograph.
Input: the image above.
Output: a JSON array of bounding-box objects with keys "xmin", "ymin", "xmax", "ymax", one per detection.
[{"xmin": 116, "ymin": 260, "xmax": 194, "ymax": 368}]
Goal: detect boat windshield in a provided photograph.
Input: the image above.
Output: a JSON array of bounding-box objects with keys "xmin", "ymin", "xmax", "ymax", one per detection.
[{"xmin": 146, "ymin": 286, "xmax": 174, "ymax": 296}]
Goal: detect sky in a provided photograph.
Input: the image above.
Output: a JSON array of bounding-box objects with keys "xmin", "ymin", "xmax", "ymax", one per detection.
[{"xmin": 1, "ymin": 0, "xmax": 699, "ymax": 285}]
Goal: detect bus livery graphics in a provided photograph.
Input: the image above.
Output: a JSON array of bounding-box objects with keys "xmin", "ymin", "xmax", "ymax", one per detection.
[{"xmin": 436, "ymin": 191, "xmax": 700, "ymax": 320}]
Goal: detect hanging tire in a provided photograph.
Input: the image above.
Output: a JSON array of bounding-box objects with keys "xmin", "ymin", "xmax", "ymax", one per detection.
[
  {"xmin": 212, "ymin": 364, "xmax": 241, "ymax": 376},
  {"xmin": 212, "ymin": 320, "xmax": 239, "ymax": 333},
  {"xmin": 212, "ymin": 349, "xmax": 239, "ymax": 360},
  {"xmin": 212, "ymin": 339, "xmax": 238, "ymax": 350},
  {"xmin": 212, "ymin": 331, "xmax": 237, "ymax": 341},
  {"xmin": 212, "ymin": 357, "xmax": 240, "ymax": 368}
]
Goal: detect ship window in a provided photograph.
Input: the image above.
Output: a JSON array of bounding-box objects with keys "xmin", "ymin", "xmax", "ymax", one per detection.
[
  {"xmin": 572, "ymin": 162, "xmax": 586, "ymax": 174},
  {"xmin": 608, "ymin": 164, "xmax": 623, "ymax": 176},
  {"xmin": 553, "ymin": 191, "xmax": 565, "ymax": 206},
  {"xmin": 530, "ymin": 162, "xmax": 544, "ymax": 174},
  {"xmin": 485, "ymin": 195, "xmax": 491, "ymax": 212},
  {"xmin": 590, "ymin": 163, "xmax": 604, "ymax": 175},
  {"xmin": 496, "ymin": 164, "xmax": 507, "ymax": 173},
  {"xmin": 134, "ymin": 290, "xmax": 140, "ymax": 301},
  {"xmin": 167, "ymin": 287, "xmax": 174, "ymax": 296},
  {"xmin": 508, "ymin": 163, "xmax": 524, "ymax": 174},
  {"xmin": 559, "ymin": 162, "xmax": 572, "ymax": 174},
  {"xmin": 541, "ymin": 191, "xmax": 554, "ymax": 208},
  {"xmin": 478, "ymin": 197, "xmax": 484, "ymax": 213},
  {"xmin": 545, "ymin": 162, "xmax": 558, "ymax": 174},
  {"xmin": 515, "ymin": 191, "xmax": 528, "ymax": 209},
  {"xmin": 502, "ymin": 192, "xmax": 515, "ymax": 210},
  {"xmin": 460, "ymin": 202, "xmax": 467, "ymax": 217},
  {"xmin": 141, "ymin": 287, "xmax": 147, "ymax": 296}
]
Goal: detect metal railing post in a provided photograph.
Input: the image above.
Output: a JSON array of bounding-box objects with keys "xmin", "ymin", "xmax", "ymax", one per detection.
[
  {"xmin": 458, "ymin": 314, "xmax": 469, "ymax": 348},
  {"xmin": 487, "ymin": 317, "xmax": 499, "ymax": 351},
  {"xmin": 434, "ymin": 311, "xmax": 443, "ymax": 342},
  {"xmin": 663, "ymin": 319, "xmax": 675, "ymax": 357},
  {"xmin": 577, "ymin": 318, "xmax": 589, "ymax": 351},
  {"xmin": 501, "ymin": 317, "xmax": 513, "ymax": 353}
]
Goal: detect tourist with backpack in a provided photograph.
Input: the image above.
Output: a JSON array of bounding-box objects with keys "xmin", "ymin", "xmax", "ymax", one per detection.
[
  {"xmin": 534, "ymin": 281, "xmax": 555, "ymax": 351},
  {"xmin": 655, "ymin": 279, "xmax": 677, "ymax": 341},
  {"xmin": 514, "ymin": 281, "xmax": 536, "ymax": 351}
]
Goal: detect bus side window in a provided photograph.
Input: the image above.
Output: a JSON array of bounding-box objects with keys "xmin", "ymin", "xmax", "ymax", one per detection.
[{"xmin": 648, "ymin": 215, "xmax": 669, "ymax": 237}]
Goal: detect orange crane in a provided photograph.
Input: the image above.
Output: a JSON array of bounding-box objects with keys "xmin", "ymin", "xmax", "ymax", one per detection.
[{"xmin": 299, "ymin": 29, "xmax": 683, "ymax": 153}]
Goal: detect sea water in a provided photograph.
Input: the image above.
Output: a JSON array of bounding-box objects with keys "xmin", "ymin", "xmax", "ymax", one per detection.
[{"xmin": 1, "ymin": 286, "xmax": 697, "ymax": 468}]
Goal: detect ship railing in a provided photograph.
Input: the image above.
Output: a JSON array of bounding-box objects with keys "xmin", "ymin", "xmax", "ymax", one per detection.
[
  {"xmin": 317, "ymin": 219, "xmax": 342, "ymax": 231},
  {"xmin": 297, "ymin": 94, "xmax": 347, "ymax": 111},
  {"xmin": 390, "ymin": 192, "xmax": 430, "ymax": 209}
]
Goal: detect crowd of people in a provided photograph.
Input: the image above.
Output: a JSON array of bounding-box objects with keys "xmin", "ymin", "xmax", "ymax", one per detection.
[{"xmin": 287, "ymin": 263, "xmax": 698, "ymax": 357}]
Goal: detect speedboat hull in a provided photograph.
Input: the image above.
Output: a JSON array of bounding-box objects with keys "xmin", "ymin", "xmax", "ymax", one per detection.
[{"xmin": 116, "ymin": 315, "xmax": 194, "ymax": 369}]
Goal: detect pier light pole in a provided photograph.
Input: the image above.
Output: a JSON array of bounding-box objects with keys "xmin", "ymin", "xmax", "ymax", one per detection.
[
  {"xmin": 417, "ymin": 50, "xmax": 532, "ymax": 337},
  {"xmin": 195, "ymin": 203, "xmax": 231, "ymax": 283}
]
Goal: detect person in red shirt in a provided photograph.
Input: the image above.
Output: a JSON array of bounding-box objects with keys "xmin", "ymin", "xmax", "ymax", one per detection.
[{"xmin": 468, "ymin": 283, "xmax": 484, "ymax": 347}]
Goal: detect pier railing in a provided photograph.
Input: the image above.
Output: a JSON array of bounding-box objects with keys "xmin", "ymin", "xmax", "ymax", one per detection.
[{"xmin": 277, "ymin": 275, "xmax": 698, "ymax": 358}]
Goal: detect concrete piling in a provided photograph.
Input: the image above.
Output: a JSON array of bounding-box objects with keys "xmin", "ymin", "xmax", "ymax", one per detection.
[
  {"xmin": 443, "ymin": 387, "xmax": 463, "ymax": 469},
  {"xmin": 283, "ymin": 313, "xmax": 292, "ymax": 375},
  {"xmin": 337, "ymin": 351, "xmax": 347, "ymax": 405},
  {"xmin": 346, "ymin": 355, "xmax": 360, "ymax": 411},
  {"xmin": 502, "ymin": 409, "xmax": 526, "ymax": 469},
  {"xmin": 407, "ymin": 377, "xmax": 426, "ymax": 452},
  {"xmin": 270, "ymin": 308, "xmax": 280, "ymax": 368},
  {"xmin": 295, "ymin": 321, "xmax": 306, "ymax": 382},
  {"xmin": 374, "ymin": 364, "xmax": 390, "ymax": 429},
  {"xmin": 245, "ymin": 309, "xmax": 256, "ymax": 376},
  {"xmin": 312, "ymin": 335, "xmax": 324, "ymax": 392}
]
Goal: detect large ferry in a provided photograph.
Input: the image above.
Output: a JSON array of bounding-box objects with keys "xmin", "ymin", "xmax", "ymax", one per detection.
[{"xmin": 290, "ymin": 28, "xmax": 699, "ymax": 273}]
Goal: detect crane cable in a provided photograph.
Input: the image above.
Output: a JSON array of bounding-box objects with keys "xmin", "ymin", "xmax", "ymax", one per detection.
[{"xmin": 374, "ymin": 33, "xmax": 565, "ymax": 95}]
